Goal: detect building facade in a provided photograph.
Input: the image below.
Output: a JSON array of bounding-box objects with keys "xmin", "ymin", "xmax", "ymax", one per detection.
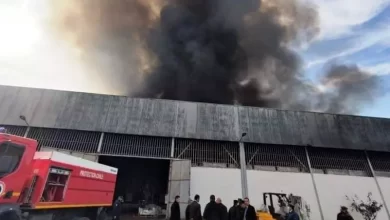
[{"xmin": 1, "ymin": 85, "xmax": 390, "ymax": 220}]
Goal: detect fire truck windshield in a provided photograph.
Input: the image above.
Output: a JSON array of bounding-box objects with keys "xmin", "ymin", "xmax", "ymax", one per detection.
[{"xmin": 0, "ymin": 142, "xmax": 25, "ymax": 178}]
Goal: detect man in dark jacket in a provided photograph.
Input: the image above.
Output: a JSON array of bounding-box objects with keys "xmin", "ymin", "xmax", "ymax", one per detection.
[
  {"xmin": 243, "ymin": 198, "xmax": 257, "ymax": 220},
  {"xmin": 112, "ymin": 196, "xmax": 123, "ymax": 220},
  {"xmin": 228, "ymin": 200, "xmax": 238, "ymax": 220},
  {"xmin": 171, "ymin": 195, "xmax": 181, "ymax": 220},
  {"xmin": 236, "ymin": 200, "xmax": 246, "ymax": 220},
  {"xmin": 286, "ymin": 204, "xmax": 299, "ymax": 220},
  {"xmin": 216, "ymin": 198, "xmax": 228, "ymax": 220},
  {"xmin": 189, "ymin": 195, "xmax": 202, "ymax": 220},
  {"xmin": 204, "ymin": 195, "xmax": 221, "ymax": 220},
  {"xmin": 337, "ymin": 206, "xmax": 354, "ymax": 220},
  {"xmin": 186, "ymin": 199, "xmax": 193, "ymax": 220}
]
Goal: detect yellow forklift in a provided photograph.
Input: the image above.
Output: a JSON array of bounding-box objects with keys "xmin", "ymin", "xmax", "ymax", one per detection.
[
  {"xmin": 256, "ymin": 193, "xmax": 289, "ymax": 220},
  {"xmin": 257, "ymin": 193, "xmax": 308, "ymax": 220}
]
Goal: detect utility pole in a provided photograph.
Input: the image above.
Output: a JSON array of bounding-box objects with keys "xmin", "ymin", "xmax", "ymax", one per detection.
[
  {"xmin": 239, "ymin": 132, "xmax": 248, "ymax": 198},
  {"xmin": 20, "ymin": 115, "xmax": 30, "ymax": 137}
]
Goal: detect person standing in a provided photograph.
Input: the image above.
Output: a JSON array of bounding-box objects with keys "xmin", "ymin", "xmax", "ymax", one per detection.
[
  {"xmin": 216, "ymin": 198, "xmax": 228, "ymax": 220},
  {"xmin": 186, "ymin": 199, "xmax": 193, "ymax": 220},
  {"xmin": 189, "ymin": 195, "xmax": 202, "ymax": 220},
  {"xmin": 171, "ymin": 195, "xmax": 181, "ymax": 220},
  {"xmin": 204, "ymin": 195, "xmax": 221, "ymax": 220},
  {"xmin": 243, "ymin": 198, "xmax": 257, "ymax": 220},
  {"xmin": 228, "ymin": 200, "xmax": 238, "ymax": 220},
  {"xmin": 286, "ymin": 204, "xmax": 300, "ymax": 220},
  {"xmin": 112, "ymin": 196, "xmax": 124, "ymax": 220},
  {"xmin": 236, "ymin": 200, "xmax": 246, "ymax": 220},
  {"xmin": 337, "ymin": 206, "xmax": 354, "ymax": 220}
]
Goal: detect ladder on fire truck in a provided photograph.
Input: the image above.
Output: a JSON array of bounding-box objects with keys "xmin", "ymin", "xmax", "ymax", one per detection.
[{"xmin": 23, "ymin": 175, "xmax": 39, "ymax": 204}]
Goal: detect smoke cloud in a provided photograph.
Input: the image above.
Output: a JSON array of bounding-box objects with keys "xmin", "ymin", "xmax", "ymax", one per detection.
[{"xmin": 48, "ymin": 0, "xmax": 380, "ymax": 114}]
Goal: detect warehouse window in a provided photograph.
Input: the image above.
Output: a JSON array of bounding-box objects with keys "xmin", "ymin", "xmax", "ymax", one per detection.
[
  {"xmin": 100, "ymin": 133, "xmax": 171, "ymax": 158},
  {"xmin": 367, "ymin": 151, "xmax": 390, "ymax": 174},
  {"xmin": 174, "ymin": 138, "xmax": 240, "ymax": 168},
  {"xmin": 308, "ymin": 147, "xmax": 371, "ymax": 176},
  {"xmin": 245, "ymin": 143, "xmax": 309, "ymax": 172},
  {"xmin": 0, "ymin": 125, "xmax": 27, "ymax": 137},
  {"xmin": 28, "ymin": 127, "xmax": 100, "ymax": 153}
]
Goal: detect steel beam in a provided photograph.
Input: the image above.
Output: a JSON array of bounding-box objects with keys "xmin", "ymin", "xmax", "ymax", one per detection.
[
  {"xmin": 97, "ymin": 132, "xmax": 105, "ymax": 153},
  {"xmin": 239, "ymin": 142, "xmax": 248, "ymax": 198},
  {"xmin": 170, "ymin": 137, "xmax": 175, "ymax": 158},
  {"xmin": 305, "ymin": 146, "xmax": 324, "ymax": 220},
  {"xmin": 365, "ymin": 151, "xmax": 390, "ymax": 220}
]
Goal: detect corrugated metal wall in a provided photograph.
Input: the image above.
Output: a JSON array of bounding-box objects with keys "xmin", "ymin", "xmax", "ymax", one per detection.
[{"xmin": 1, "ymin": 85, "xmax": 390, "ymax": 152}]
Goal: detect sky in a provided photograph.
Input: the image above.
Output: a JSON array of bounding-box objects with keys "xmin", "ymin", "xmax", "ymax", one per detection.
[
  {"xmin": 0, "ymin": 0, "xmax": 389, "ymax": 118},
  {"xmin": 300, "ymin": 0, "xmax": 390, "ymax": 118}
]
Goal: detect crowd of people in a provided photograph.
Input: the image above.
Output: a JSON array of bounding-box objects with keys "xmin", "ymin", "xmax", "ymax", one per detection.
[
  {"xmin": 171, "ymin": 195, "xmax": 355, "ymax": 220},
  {"xmin": 170, "ymin": 195, "xmax": 257, "ymax": 220},
  {"xmin": 111, "ymin": 194, "xmax": 355, "ymax": 220}
]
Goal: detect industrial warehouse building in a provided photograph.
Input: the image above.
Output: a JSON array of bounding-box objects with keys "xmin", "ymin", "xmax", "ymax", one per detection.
[{"xmin": 1, "ymin": 84, "xmax": 390, "ymax": 220}]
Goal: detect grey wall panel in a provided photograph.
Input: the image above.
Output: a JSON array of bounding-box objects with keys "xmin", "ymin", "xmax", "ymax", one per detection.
[
  {"xmin": 0, "ymin": 86, "xmax": 20, "ymax": 124},
  {"xmin": 54, "ymin": 93, "xmax": 111, "ymax": 130},
  {"xmin": 364, "ymin": 117, "xmax": 383, "ymax": 150},
  {"xmin": 379, "ymin": 119, "xmax": 390, "ymax": 151},
  {"xmin": 241, "ymin": 107, "xmax": 283, "ymax": 144},
  {"xmin": 78, "ymin": 93, "xmax": 112, "ymax": 131},
  {"xmin": 315, "ymin": 113, "xmax": 343, "ymax": 148},
  {"xmin": 336, "ymin": 115, "xmax": 371, "ymax": 150},
  {"xmin": 296, "ymin": 111, "xmax": 321, "ymax": 147},
  {"xmin": 1, "ymin": 87, "xmax": 43, "ymax": 126},
  {"xmin": 241, "ymin": 107, "xmax": 262, "ymax": 142},
  {"xmin": 278, "ymin": 110, "xmax": 303, "ymax": 145},
  {"xmin": 195, "ymin": 103, "xmax": 238, "ymax": 141},
  {"xmin": 122, "ymin": 98, "xmax": 147, "ymax": 134},
  {"xmin": 106, "ymin": 98, "xmax": 176, "ymax": 136},
  {"xmin": 176, "ymin": 102, "xmax": 197, "ymax": 138},
  {"xmin": 1, "ymin": 85, "xmax": 390, "ymax": 152},
  {"xmin": 0, "ymin": 86, "xmax": 11, "ymax": 122},
  {"xmin": 237, "ymin": 106, "xmax": 249, "ymax": 138},
  {"xmin": 138, "ymin": 99, "xmax": 177, "ymax": 136},
  {"xmin": 266, "ymin": 109, "xmax": 284, "ymax": 144},
  {"xmin": 103, "ymin": 96, "xmax": 129, "ymax": 133},
  {"xmin": 31, "ymin": 90, "xmax": 69, "ymax": 128},
  {"xmin": 53, "ymin": 92, "xmax": 81, "ymax": 129}
]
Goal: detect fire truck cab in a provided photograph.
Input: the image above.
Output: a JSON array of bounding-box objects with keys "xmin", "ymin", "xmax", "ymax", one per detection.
[{"xmin": 0, "ymin": 132, "xmax": 118, "ymax": 220}]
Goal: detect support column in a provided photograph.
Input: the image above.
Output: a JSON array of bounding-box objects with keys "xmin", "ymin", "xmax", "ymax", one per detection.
[
  {"xmin": 97, "ymin": 132, "xmax": 105, "ymax": 153},
  {"xmin": 95, "ymin": 132, "xmax": 105, "ymax": 162},
  {"xmin": 170, "ymin": 137, "xmax": 175, "ymax": 158},
  {"xmin": 365, "ymin": 151, "xmax": 390, "ymax": 220},
  {"xmin": 239, "ymin": 142, "xmax": 248, "ymax": 198},
  {"xmin": 305, "ymin": 146, "xmax": 325, "ymax": 220}
]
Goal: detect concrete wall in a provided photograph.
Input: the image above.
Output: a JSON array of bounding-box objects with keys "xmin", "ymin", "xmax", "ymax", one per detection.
[
  {"xmin": 378, "ymin": 177, "xmax": 390, "ymax": 218},
  {"xmin": 247, "ymin": 170, "xmax": 321, "ymax": 220},
  {"xmin": 315, "ymin": 174, "xmax": 388, "ymax": 220},
  {"xmin": 244, "ymin": 170, "xmax": 390, "ymax": 220},
  {"xmin": 190, "ymin": 167, "xmax": 242, "ymax": 213},
  {"xmin": 1, "ymin": 85, "xmax": 390, "ymax": 152}
]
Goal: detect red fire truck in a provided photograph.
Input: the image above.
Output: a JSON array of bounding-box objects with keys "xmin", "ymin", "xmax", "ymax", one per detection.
[{"xmin": 0, "ymin": 132, "xmax": 118, "ymax": 220}]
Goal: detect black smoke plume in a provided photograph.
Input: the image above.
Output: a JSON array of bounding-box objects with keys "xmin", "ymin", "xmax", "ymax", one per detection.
[{"xmin": 49, "ymin": 0, "xmax": 380, "ymax": 114}]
